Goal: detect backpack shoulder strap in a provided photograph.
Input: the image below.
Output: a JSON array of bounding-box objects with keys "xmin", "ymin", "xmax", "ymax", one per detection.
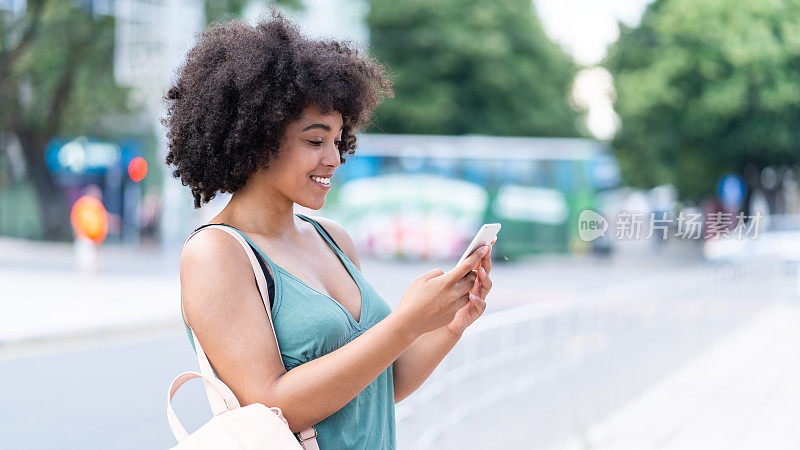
[{"xmin": 183, "ymin": 225, "xmax": 278, "ymax": 411}]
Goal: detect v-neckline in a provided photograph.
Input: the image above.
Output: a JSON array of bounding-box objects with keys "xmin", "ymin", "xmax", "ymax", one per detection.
[
  {"xmin": 276, "ymin": 264, "xmax": 365, "ymax": 326},
  {"xmin": 256, "ymin": 214, "xmax": 365, "ymax": 327}
]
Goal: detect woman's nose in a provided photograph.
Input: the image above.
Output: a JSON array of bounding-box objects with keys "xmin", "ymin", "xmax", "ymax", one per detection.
[{"xmin": 323, "ymin": 141, "xmax": 341, "ymax": 167}]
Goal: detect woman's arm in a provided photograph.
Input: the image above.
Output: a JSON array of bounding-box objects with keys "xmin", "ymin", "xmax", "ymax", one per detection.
[
  {"xmin": 181, "ymin": 227, "xmax": 483, "ymax": 433},
  {"xmin": 181, "ymin": 230, "xmax": 418, "ymax": 432},
  {"xmin": 392, "ymin": 327, "xmax": 461, "ymax": 403},
  {"xmin": 313, "ymin": 216, "xmax": 495, "ymax": 404}
]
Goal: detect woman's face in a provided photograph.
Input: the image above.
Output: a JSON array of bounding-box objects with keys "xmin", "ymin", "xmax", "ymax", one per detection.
[{"xmin": 264, "ymin": 104, "xmax": 344, "ymax": 210}]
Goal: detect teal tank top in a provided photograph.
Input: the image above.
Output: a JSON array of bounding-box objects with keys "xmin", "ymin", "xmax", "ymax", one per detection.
[{"xmin": 181, "ymin": 213, "xmax": 397, "ymax": 449}]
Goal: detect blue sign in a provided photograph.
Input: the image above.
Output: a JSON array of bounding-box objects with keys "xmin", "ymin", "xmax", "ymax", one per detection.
[
  {"xmin": 718, "ymin": 174, "xmax": 746, "ymax": 211},
  {"xmin": 46, "ymin": 136, "xmax": 142, "ymax": 175}
]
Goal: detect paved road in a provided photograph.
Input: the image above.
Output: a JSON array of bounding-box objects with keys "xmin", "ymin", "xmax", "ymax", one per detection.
[{"xmin": 0, "ymin": 331, "xmax": 203, "ymax": 450}]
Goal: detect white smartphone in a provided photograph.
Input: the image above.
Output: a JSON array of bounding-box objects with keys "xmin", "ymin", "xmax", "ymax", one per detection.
[{"xmin": 457, "ymin": 223, "xmax": 501, "ymax": 264}]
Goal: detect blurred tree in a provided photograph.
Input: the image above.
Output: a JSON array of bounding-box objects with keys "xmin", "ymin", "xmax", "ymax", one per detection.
[
  {"xmin": 366, "ymin": 0, "xmax": 581, "ymax": 136},
  {"xmin": 0, "ymin": 1, "xmax": 131, "ymax": 240},
  {"xmin": 205, "ymin": 0, "xmax": 303, "ymax": 25},
  {"xmin": 205, "ymin": 0, "xmax": 252, "ymax": 24},
  {"xmin": 0, "ymin": 0, "xmax": 301, "ymax": 240},
  {"xmin": 606, "ymin": 0, "xmax": 800, "ymax": 200}
]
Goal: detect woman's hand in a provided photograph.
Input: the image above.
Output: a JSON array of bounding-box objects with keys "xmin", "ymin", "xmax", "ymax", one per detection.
[
  {"xmin": 446, "ymin": 238, "xmax": 495, "ymax": 337},
  {"xmin": 393, "ymin": 245, "xmax": 489, "ymax": 340}
]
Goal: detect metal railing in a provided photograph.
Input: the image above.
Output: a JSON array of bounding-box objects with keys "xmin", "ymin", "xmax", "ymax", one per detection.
[{"xmin": 396, "ymin": 256, "xmax": 789, "ymax": 449}]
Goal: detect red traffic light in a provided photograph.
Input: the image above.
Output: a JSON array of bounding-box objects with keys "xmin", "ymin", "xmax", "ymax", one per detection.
[{"xmin": 128, "ymin": 156, "xmax": 148, "ymax": 182}]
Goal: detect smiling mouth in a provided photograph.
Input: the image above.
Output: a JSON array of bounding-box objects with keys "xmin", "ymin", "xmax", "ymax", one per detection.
[{"xmin": 310, "ymin": 176, "xmax": 331, "ymax": 189}]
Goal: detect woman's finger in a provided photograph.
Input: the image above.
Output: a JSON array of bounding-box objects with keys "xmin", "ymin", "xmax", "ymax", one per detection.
[
  {"xmin": 456, "ymin": 270, "xmax": 477, "ymax": 295},
  {"xmin": 479, "ymin": 267, "xmax": 492, "ymax": 298},
  {"xmin": 470, "ymin": 269, "xmax": 481, "ymax": 296},
  {"xmin": 456, "ymin": 292, "xmax": 471, "ymax": 309},
  {"xmin": 482, "ymin": 242, "xmax": 494, "ymax": 275}
]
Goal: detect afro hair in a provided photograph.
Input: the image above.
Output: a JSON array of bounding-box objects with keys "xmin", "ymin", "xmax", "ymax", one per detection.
[{"xmin": 162, "ymin": 10, "xmax": 393, "ymax": 207}]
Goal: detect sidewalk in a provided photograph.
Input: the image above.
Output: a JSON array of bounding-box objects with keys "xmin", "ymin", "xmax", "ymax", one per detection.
[
  {"xmin": 557, "ymin": 299, "xmax": 800, "ymax": 450},
  {"xmin": 0, "ymin": 267, "xmax": 180, "ymax": 347},
  {"xmin": 0, "ymin": 237, "xmax": 182, "ymax": 354}
]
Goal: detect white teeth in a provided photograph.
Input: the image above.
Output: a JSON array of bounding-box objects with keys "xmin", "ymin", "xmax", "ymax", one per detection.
[{"xmin": 311, "ymin": 176, "xmax": 330, "ymax": 185}]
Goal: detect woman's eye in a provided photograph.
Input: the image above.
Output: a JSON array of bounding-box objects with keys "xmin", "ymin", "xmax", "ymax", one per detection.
[{"xmin": 308, "ymin": 140, "xmax": 323, "ymax": 146}]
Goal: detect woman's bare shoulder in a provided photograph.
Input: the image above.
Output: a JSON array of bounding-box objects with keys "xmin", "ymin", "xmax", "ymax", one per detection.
[
  {"xmin": 308, "ymin": 216, "xmax": 361, "ymax": 270},
  {"xmin": 179, "ymin": 228, "xmax": 258, "ymax": 321},
  {"xmin": 180, "ymin": 227, "xmax": 250, "ymax": 276}
]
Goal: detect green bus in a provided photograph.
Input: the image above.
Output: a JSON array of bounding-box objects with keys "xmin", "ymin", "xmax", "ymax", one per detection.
[{"xmin": 314, "ymin": 134, "xmax": 621, "ymax": 262}]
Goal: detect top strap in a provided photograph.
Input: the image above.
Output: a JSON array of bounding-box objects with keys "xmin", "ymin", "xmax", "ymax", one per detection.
[
  {"xmin": 189, "ymin": 222, "xmax": 279, "ymax": 269},
  {"xmin": 193, "ymin": 215, "xmax": 342, "ymax": 257},
  {"xmin": 295, "ymin": 213, "xmax": 345, "ymax": 256}
]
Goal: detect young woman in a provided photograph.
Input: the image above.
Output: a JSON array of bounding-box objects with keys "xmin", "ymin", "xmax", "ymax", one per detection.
[{"xmin": 163, "ymin": 12, "xmax": 494, "ymax": 449}]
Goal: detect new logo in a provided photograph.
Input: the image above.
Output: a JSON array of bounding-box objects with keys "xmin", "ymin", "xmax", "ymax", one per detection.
[{"xmin": 578, "ymin": 209, "xmax": 608, "ymax": 242}]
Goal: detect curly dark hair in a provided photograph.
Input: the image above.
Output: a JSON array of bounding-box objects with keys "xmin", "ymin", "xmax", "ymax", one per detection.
[{"xmin": 162, "ymin": 11, "xmax": 393, "ymax": 207}]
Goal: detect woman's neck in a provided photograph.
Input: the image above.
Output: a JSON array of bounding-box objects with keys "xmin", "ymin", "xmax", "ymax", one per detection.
[{"xmin": 215, "ymin": 181, "xmax": 301, "ymax": 238}]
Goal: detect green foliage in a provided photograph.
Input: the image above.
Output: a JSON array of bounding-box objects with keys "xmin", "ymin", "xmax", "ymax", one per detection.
[
  {"xmin": 366, "ymin": 0, "xmax": 581, "ymax": 136},
  {"xmin": 606, "ymin": 0, "xmax": 800, "ymax": 200},
  {"xmin": 205, "ymin": 0, "xmax": 304, "ymax": 25},
  {"xmin": 2, "ymin": 1, "xmax": 132, "ymax": 136},
  {"xmin": 205, "ymin": 0, "xmax": 252, "ymax": 24}
]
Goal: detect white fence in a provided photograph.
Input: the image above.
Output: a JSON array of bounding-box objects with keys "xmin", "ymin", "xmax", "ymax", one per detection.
[{"xmin": 396, "ymin": 256, "xmax": 790, "ymax": 449}]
